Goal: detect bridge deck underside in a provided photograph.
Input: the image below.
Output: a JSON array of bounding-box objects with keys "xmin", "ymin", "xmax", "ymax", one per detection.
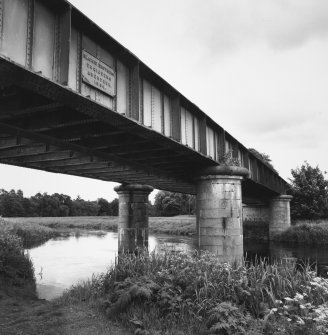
[
  {"xmin": 0, "ymin": 59, "xmax": 216, "ymax": 194},
  {"xmin": 0, "ymin": 58, "xmax": 284, "ymax": 198}
]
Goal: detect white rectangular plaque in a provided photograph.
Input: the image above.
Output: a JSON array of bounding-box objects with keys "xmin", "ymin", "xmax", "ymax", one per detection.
[{"xmin": 81, "ymin": 50, "xmax": 116, "ymax": 96}]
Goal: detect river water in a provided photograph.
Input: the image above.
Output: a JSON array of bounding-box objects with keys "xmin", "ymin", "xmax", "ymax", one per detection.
[{"xmin": 26, "ymin": 232, "xmax": 328, "ymax": 300}]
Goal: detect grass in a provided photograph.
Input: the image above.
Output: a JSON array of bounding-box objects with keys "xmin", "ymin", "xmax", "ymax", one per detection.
[
  {"xmin": 1, "ymin": 218, "xmax": 62, "ymax": 247},
  {"xmin": 275, "ymin": 220, "xmax": 328, "ymax": 244},
  {"xmin": 4, "ymin": 216, "xmax": 118, "ymax": 231},
  {"xmin": 4, "ymin": 215, "xmax": 328, "ymax": 248},
  {"xmin": 60, "ymin": 250, "xmax": 328, "ymax": 335},
  {"xmin": 3, "ymin": 215, "xmax": 196, "ymax": 238},
  {"xmin": 149, "ymin": 215, "xmax": 195, "ymax": 235}
]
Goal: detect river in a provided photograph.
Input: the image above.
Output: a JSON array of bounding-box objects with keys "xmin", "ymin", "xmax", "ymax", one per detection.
[{"xmin": 26, "ymin": 232, "xmax": 328, "ymax": 300}]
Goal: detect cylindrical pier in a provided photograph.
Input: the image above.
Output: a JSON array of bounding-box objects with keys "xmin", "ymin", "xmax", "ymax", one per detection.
[
  {"xmin": 196, "ymin": 166, "xmax": 249, "ymax": 263},
  {"xmin": 269, "ymin": 195, "xmax": 293, "ymax": 239},
  {"xmin": 114, "ymin": 184, "xmax": 153, "ymax": 254}
]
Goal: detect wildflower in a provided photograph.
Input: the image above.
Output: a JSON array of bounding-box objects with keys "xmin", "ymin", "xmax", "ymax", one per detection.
[{"xmin": 295, "ymin": 293, "xmax": 304, "ymax": 300}]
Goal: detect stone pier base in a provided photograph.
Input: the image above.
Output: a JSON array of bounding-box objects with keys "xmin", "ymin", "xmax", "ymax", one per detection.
[
  {"xmin": 269, "ymin": 195, "xmax": 293, "ymax": 239},
  {"xmin": 196, "ymin": 166, "xmax": 249, "ymax": 263},
  {"xmin": 114, "ymin": 184, "xmax": 153, "ymax": 254}
]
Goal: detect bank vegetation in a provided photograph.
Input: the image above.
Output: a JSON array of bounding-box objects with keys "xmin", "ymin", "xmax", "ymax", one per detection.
[
  {"xmin": 274, "ymin": 220, "xmax": 328, "ymax": 245},
  {"xmin": 2, "ymin": 216, "xmax": 328, "ymax": 334},
  {"xmin": 61, "ymin": 250, "xmax": 328, "ymax": 335}
]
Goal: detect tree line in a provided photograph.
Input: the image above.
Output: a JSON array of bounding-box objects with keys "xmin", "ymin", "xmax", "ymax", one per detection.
[
  {"xmin": 0, "ymin": 190, "xmax": 119, "ymax": 217},
  {"xmin": 0, "ymin": 162, "xmax": 327, "ymax": 220},
  {"xmin": 0, "ymin": 188, "xmax": 195, "ymax": 218}
]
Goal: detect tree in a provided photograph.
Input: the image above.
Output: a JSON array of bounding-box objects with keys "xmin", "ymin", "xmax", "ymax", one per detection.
[
  {"xmin": 97, "ymin": 198, "xmax": 111, "ymax": 216},
  {"xmin": 289, "ymin": 162, "xmax": 328, "ymax": 220},
  {"xmin": 108, "ymin": 198, "xmax": 119, "ymax": 216},
  {"xmin": 154, "ymin": 191, "xmax": 195, "ymax": 216},
  {"xmin": 70, "ymin": 197, "xmax": 100, "ymax": 216},
  {"xmin": 0, "ymin": 189, "xmax": 25, "ymax": 217}
]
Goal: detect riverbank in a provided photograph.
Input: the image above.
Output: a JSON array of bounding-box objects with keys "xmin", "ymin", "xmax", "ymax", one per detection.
[
  {"xmin": 274, "ymin": 220, "xmax": 328, "ymax": 244},
  {"xmin": 61, "ymin": 251, "xmax": 328, "ymax": 335},
  {"xmin": 3, "ymin": 215, "xmax": 196, "ymax": 243},
  {"xmin": 2, "ymin": 217, "xmax": 328, "ymax": 334},
  {"xmin": 4, "ymin": 216, "xmax": 328, "ymax": 248},
  {"xmin": 0, "ymin": 224, "xmax": 132, "ymax": 335}
]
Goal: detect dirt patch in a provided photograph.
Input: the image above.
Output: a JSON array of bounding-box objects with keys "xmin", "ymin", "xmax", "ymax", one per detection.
[{"xmin": 0, "ymin": 289, "xmax": 132, "ymax": 335}]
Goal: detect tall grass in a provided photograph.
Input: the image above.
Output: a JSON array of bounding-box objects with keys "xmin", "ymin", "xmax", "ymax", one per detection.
[
  {"xmin": 0, "ymin": 219, "xmax": 36, "ymax": 290},
  {"xmin": 0, "ymin": 218, "xmax": 60, "ymax": 247},
  {"xmin": 61, "ymin": 250, "xmax": 328, "ymax": 334},
  {"xmin": 4, "ymin": 215, "xmax": 196, "ymax": 236}
]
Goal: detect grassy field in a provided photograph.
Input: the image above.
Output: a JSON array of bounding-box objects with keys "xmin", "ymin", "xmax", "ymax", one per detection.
[
  {"xmin": 3, "ymin": 215, "xmax": 196, "ymax": 239},
  {"xmin": 4, "ymin": 216, "xmax": 118, "ymax": 231},
  {"xmin": 149, "ymin": 215, "xmax": 195, "ymax": 235}
]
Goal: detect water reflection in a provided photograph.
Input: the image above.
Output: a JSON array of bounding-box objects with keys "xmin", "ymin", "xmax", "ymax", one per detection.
[
  {"xmin": 28, "ymin": 233, "xmax": 117, "ymax": 300},
  {"xmin": 28, "ymin": 232, "xmax": 194, "ymax": 300},
  {"xmin": 27, "ymin": 232, "xmax": 328, "ymax": 300}
]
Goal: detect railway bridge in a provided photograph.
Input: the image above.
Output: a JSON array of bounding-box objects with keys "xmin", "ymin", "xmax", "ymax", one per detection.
[{"xmin": 0, "ymin": 0, "xmax": 291, "ymax": 262}]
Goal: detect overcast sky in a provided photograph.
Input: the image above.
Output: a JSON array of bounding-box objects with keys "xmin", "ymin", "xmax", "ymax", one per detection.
[{"xmin": 1, "ymin": 0, "xmax": 327, "ymax": 201}]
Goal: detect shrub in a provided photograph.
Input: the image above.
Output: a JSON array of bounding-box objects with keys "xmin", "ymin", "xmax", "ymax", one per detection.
[
  {"xmin": 274, "ymin": 222, "xmax": 328, "ymax": 244},
  {"xmin": 0, "ymin": 219, "xmax": 35, "ymax": 288}
]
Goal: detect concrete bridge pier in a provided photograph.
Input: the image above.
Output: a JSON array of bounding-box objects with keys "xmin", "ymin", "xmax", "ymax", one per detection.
[
  {"xmin": 269, "ymin": 195, "xmax": 293, "ymax": 239},
  {"xmin": 196, "ymin": 166, "xmax": 249, "ymax": 263},
  {"xmin": 114, "ymin": 184, "xmax": 153, "ymax": 254}
]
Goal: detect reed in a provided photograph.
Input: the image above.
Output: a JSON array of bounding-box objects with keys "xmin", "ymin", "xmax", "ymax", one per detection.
[{"xmin": 61, "ymin": 250, "xmax": 328, "ymax": 334}]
